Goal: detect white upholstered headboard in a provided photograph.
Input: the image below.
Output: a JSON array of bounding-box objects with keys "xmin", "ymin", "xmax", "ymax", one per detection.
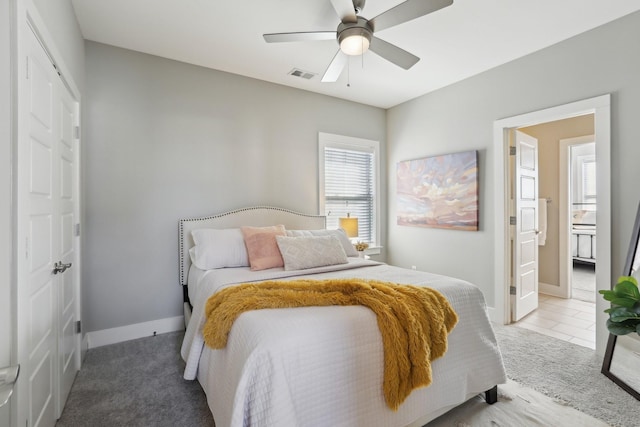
[{"xmin": 178, "ymin": 206, "xmax": 326, "ymax": 287}]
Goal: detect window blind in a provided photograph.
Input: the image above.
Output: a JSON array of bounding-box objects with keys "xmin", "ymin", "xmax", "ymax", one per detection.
[
  {"xmin": 324, "ymin": 147, "xmax": 375, "ymax": 243},
  {"xmin": 582, "ymin": 160, "xmax": 596, "ymax": 201}
]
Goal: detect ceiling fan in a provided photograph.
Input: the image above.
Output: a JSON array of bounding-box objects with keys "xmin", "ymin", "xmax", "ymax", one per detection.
[{"xmin": 263, "ymin": 0, "xmax": 454, "ymax": 82}]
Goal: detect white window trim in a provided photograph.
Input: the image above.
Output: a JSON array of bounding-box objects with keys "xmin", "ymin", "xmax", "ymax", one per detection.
[{"xmin": 318, "ymin": 132, "xmax": 381, "ymax": 253}]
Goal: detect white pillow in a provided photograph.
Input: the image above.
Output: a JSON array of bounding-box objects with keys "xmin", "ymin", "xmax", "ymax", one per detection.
[
  {"xmin": 286, "ymin": 228, "xmax": 358, "ymax": 257},
  {"xmin": 190, "ymin": 228, "xmax": 249, "ymax": 270},
  {"xmin": 276, "ymin": 235, "xmax": 348, "ymax": 271}
]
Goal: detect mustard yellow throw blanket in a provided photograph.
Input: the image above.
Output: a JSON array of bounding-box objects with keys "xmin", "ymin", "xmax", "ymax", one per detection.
[{"xmin": 203, "ymin": 278, "xmax": 458, "ymax": 410}]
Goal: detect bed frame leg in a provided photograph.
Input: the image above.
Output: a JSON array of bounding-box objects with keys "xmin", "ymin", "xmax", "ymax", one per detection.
[{"xmin": 484, "ymin": 385, "xmax": 498, "ymax": 404}]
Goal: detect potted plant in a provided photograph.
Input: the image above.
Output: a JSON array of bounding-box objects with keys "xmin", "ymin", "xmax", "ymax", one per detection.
[
  {"xmin": 599, "ymin": 276, "xmax": 640, "ymax": 335},
  {"xmin": 353, "ymin": 241, "xmax": 369, "ymax": 258}
]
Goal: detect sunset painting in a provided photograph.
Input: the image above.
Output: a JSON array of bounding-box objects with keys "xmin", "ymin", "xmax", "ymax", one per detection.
[{"xmin": 397, "ymin": 150, "xmax": 478, "ymax": 231}]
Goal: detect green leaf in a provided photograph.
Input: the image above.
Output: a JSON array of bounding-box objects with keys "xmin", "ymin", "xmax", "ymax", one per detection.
[
  {"xmin": 610, "ymin": 314, "xmax": 640, "ymax": 323},
  {"xmin": 609, "ymin": 307, "xmax": 640, "ymax": 322},
  {"xmin": 606, "ymin": 318, "xmax": 635, "ymax": 335},
  {"xmin": 601, "ymin": 277, "xmax": 640, "ymax": 337},
  {"xmin": 610, "ymin": 297, "xmax": 638, "ymax": 309},
  {"xmin": 613, "ymin": 278, "xmax": 640, "ymax": 300}
]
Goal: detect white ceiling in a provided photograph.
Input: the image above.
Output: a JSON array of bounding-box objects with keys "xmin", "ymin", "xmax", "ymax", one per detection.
[{"xmin": 71, "ymin": 0, "xmax": 640, "ymax": 109}]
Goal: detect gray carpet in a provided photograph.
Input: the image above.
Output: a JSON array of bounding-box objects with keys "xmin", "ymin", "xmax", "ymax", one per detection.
[
  {"xmin": 56, "ymin": 325, "xmax": 640, "ymax": 427},
  {"xmin": 494, "ymin": 323, "xmax": 640, "ymax": 427},
  {"xmin": 56, "ymin": 331, "xmax": 214, "ymax": 427}
]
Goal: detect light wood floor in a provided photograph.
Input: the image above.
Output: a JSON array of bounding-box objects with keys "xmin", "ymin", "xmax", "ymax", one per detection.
[
  {"xmin": 515, "ymin": 264, "xmax": 596, "ymax": 349},
  {"xmin": 515, "ymin": 294, "xmax": 596, "ymax": 349}
]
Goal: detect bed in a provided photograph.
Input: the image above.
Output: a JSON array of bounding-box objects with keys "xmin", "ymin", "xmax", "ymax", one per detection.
[
  {"xmin": 572, "ymin": 209, "xmax": 596, "ymax": 264},
  {"xmin": 180, "ymin": 206, "xmax": 506, "ymax": 427}
]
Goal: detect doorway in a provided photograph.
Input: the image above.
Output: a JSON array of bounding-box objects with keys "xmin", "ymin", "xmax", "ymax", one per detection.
[
  {"xmin": 509, "ymin": 119, "xmax": 597, "ymax": 349},
  {"xmin": 561, "ymin": 136, "xmax": 597, "ymax": 304},
  {"xmin": 492, "ymin": 95, "xmax": 611, "ymax": 356}
]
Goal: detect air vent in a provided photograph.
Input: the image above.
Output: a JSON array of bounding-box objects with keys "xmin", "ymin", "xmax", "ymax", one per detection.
[{"xmin": 288, "ymin": 68, "xmax": 316, "ymax": 80}]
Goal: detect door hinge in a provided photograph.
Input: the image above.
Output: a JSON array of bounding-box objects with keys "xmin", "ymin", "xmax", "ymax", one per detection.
[
  {"xmin": 510, "ymin": 286, "xmax": 516, "ymax": 295},
  {"xmin": 74, "ymin": 126, "xmax": 80, "ymax": 139},
  {"xmin": 74, "ymin": 223, "xmax": 80, "ymax": 237},
  {"xmin": 75, "ymin": 320, "xmax": 81, "ymax": 334},
  {"xmin": 509, "ymin": 146, "xmax": 516, "ymax": 156},
  {"xmin": 509, "ymin": 216, "xmax": 516, "ymax": 225}
]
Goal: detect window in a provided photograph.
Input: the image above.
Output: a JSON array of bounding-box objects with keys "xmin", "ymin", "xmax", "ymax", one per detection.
[
  {"xmin": 319, "ymin": 132, "xmax": 379, "ymax": 246},
  {"xmin": 581, "ymin": 158, "xmax": 596, "ymax": 202}
]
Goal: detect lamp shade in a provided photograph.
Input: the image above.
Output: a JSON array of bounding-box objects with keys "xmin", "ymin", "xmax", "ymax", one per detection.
[
  {"xmin": 339, "ymin": 217, "xmax": 359, "ymax": 238},
  {"xmin": 337, "ymin": 20, "xmax": 372, "ymax": 56},
  {"xmin": 339, "ymin": 34, "xmax": 370, "ymax": 56}
]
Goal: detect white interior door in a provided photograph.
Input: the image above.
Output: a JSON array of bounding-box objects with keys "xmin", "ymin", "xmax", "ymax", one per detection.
[
  {"xmin": 512, "ymin": 130, "xmax": 539, "ymax": 321},
  {"xmin": 19, "ymin": 25, "xmax": 58, "ymax": 427},
  {"xmin": 16, "ymin": 25, "xmax": 79, "ymax": 427},
  {"xmin": 56, "ymin": 76, "xmax": 78, "ymax": 415}
]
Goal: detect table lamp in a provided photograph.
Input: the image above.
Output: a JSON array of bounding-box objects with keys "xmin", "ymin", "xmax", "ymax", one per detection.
[{"xmin": 339, "ymin": 215, "xmax": 359, "ymax": 239}]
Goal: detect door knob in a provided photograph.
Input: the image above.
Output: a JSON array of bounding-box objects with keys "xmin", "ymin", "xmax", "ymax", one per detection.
[{"xmin": 53, "ymin": 261, "xmax": 72, "ymax": 274}]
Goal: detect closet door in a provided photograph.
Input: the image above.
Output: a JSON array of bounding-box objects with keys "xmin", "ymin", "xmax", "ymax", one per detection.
[
  {"xmin": 16, "ymin": 25, "xmax": 79, "ymax": 427},
  {"xmin": 56, "ymin": 73, "xmax": 78, "ymax": 415}
]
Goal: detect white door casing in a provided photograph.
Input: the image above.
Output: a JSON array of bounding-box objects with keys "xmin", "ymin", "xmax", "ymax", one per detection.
[
  {"xmin": 16, "ymin": 24, "xmax": 79, "ymax": 427},
  {"xmin": 559, "ymin": 135, "xmax": 595, "ymax": 299},
  {"xmin": 493, "ymin": 94, "xmax": 611, "ymax": 356},
  {"xmin": 512, "ymin": 130, "xmax": 539, "ymax": 321},
  {"xmin": 0, "ymin": 0, "xmax": 14, "ymax": 425}
]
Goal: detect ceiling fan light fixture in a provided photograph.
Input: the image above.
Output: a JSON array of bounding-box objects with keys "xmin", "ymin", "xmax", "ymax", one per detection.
[{"xmin": 338, "ymin": 26, "xmax": 372, "ymax": 56}]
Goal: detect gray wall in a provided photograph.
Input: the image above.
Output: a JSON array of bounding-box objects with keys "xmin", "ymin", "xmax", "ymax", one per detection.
[
  {"xmin": 386, "ymin": 11, "xmax": 640, "ymax": 307},
  {"xmin": 84, "ymin": 41, "xmax": 387, "ymax": 332}
]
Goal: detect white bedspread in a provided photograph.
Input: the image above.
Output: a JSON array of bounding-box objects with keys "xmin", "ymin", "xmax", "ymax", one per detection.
[{"xmin": 181, "ymin": 259, "xmax": 506, "ymax": 427}]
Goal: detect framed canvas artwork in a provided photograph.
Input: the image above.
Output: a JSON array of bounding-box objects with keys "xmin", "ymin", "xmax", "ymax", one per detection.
[{"xmin": 397, "ymin": 150, "xmax": 478, "ymax": 231}]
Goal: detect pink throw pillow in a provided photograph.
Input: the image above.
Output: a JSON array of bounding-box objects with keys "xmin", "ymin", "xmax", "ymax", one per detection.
[{"xmin": 241, "ymin": 225, "xmax": 286, "ymax": 271}]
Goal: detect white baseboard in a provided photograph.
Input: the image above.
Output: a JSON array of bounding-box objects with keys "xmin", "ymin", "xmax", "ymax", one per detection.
[
  {"xmin": 87, "ymin": 315, "xmax": 185, "ymax": 349},
  {"xmin": 539, "ymin": 281, "xmax": 563, "ymax": 297},
  {"xmin": 486, "ymin": 306, "xmax": 508, "ymax": 325}
]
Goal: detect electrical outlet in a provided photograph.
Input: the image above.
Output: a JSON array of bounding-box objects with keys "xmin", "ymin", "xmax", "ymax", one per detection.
[{"xmin": 411, "ymin": 265, "xmax": 417, "ymax": 270}]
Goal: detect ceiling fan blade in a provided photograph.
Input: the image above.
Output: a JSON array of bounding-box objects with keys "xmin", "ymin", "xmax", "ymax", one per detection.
[
  {"xmin": 330, "ymin": 0, "xmax": 357, "ymax": 23},
  {"xmin": 321, "ymin": 50, "xmax": 348, "ymax": 82},
  {"xmin": 369, "ymin": 36, "xmax": 419, "ymax": 70},
  {"xmin": 370, "ymin": 0, "xmax": 453, "ymax": 32},
  {"xmin": 263, "ymin": 31, "xmax": 336, "ymax": 43}
]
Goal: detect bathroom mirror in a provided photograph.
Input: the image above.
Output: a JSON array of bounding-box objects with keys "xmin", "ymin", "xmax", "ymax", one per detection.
[{"xmin": 601, "ymin": 200, "xmax": 640, "ymax": 400}]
